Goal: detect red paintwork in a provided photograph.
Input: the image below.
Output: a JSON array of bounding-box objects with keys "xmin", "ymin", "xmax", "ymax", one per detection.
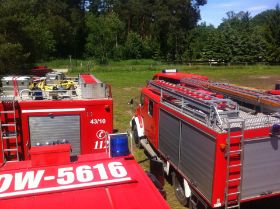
[
  {"xmin": 29, "ymin": 144, "xmax": 71, "ymax": 166},
  {"xmin": 80, "ymin": 74, "xmax": 97, "ymax": 84},
  {"xmin": 153, "ymin": 72, "xmax": 208, "ymax": 82},
  {"xmin": 135, "ymin": 72, "xmax": 280, "ymax": 208},
  {"xmin": 0, "ymin": 99, "xmax": 112, "ymax": 163},
  {"xmin": 30, "ymin": 66, "xmax": 53, "ymax": 77},
  {"xmin": 12, "ymin": 77, "xmax": 19, "ymax": 96},
  {"xmin": 16, "ymin": 99, "xmax": 112, "ymax": 161},
  {"xmin": 267, "ymin": 90, "xmax": 280, "ymax": 95},
  {"xmin": 0, "ymin": 150, "xmax": 170, "ymax": 209}
]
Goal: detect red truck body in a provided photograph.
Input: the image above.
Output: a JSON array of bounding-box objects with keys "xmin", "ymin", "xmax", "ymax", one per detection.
[
  {"xmin": 0, "ymin": 74, "xmax": 113, "ymax": 163},
  {"xmin": 131, "ymin": 71, "xmax": 280, "ymax": 209},
  {"xmin": 0, "ymin": 145, "xmax": 170, "ymax": 209}
]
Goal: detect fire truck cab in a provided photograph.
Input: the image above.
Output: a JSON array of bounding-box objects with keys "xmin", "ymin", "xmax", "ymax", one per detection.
[
  {"xmin": 131, "ymin": 71, "xmax": 280, "ymax": 209},
  {"xmin": 152, "ymin": 69, "xmax": 208, "ymax": 84},
  {"xmin": 0, "ymin": 135, "xmax": 170, "ymax": 209}
]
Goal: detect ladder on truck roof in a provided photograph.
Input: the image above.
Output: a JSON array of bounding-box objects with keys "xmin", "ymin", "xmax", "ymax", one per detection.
[
  {"xmin": 224, "ymin": 118, "xmax": 245, "ymax": 209},
  {"xmin": 148, "ymin": 80, "xmax": 240, "ymax": 131},
  {"xmin": 208, "ymin": 83, "xmax": 280, "ymax": 108},
  {"xmin": 182, "ymin": 77, "xmax": 280, "ymax": 113},
  {"xmin": 0, "ymin": 96, "xmax": 20, "ymax": 162},
  {"xmin": 180, "ymin": 77, "xmax": 211, "ymax": 89}
]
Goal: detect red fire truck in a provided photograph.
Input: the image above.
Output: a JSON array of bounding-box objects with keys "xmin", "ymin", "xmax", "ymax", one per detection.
[
  {"xmin": 0, "ymin": 73, "xmax": 170, "ymax": 209},
  {"xmin": 130, "ymin": 70, "xmax": 280, "ymax": 209},
  {"xmin": 152, "ymin": 69, "xmax": 208, "ymax": 84},
  {"xmin": 0, "ymin": 74, "xmax": 113, "ymax": 162}
]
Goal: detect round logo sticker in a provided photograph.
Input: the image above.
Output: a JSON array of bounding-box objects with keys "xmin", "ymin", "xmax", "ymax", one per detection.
[{"xmin": 96, "ymin": 130, "xmax": 107, "ymax": 140}]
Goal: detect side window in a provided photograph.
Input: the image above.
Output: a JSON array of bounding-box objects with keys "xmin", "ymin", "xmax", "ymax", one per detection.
[
  {"xmin": 140, "ymin": 94, "xmax": 144, "ymax": 106},
  {"xmin": 158, "ymin": 76, "xmax": 179, "ymax": 84},
  {"xmin": 148, "ymin": 100, "xmax": 153, "ymax": 116}
]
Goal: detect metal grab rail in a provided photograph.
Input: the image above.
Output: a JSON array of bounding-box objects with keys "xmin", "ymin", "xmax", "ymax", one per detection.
[
  {"xmin": 18, "ymin": 88, "xmax": 78, "ymax": 100},
  {"xmin": 148, "ymin": 80, "xmax": 240, "ymax": 130}
]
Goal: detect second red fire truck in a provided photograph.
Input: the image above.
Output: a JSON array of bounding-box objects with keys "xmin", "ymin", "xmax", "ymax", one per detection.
[{"xmin": 131, "ymin": 70, "xmax": 280, "ymax": 209}]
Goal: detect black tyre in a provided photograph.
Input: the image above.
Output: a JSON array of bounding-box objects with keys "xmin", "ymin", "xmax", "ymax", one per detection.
[
  {"xmin": 172, "ymin": 172, "xmax": 189, "ymax": 207},
  {"xmin": 132, "ymin": 126, "xmax": 141, "ymax": 148}
]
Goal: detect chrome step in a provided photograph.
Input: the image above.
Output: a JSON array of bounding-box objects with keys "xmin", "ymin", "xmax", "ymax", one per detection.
[
  {"xmin": 228, "ymin": 178, "xmax": 241, "ymax": 182},
  {"xmin": 229, "ymin": 164, "xmax": 242, "ymax": 168},
  {"xmin": 3, "ymin": 148, "xmax": 18, "ymax": 152},
  {"xmin": 0, "ymin": 111, "xmax": 15, "ymax": 114},
  {"xmin": 227, "ymin": 192, "xmax": 240, "ymax": 197},
  {"xmin": 1, "ymin": 124, "xmax": 16, "ymax": 127},
  {"xmin": 229, "ymin": 149, "xmax": 242, "ymax": 154}
]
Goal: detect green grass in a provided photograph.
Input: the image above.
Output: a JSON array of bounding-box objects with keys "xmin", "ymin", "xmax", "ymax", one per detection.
[
  {"xmin": 42, "ymin": 59, "xmax": 280, "ymax": 89},
  {"xmin": 185, "ymin": 65, "xmax": 280, "ymax": 88},
  {"xmin": 45, "ymin": 59, "xmax": 280, "ymax": 209}
]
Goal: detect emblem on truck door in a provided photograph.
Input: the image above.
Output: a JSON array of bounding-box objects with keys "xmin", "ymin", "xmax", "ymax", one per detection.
[{"xmin": 96, "ymin": 130, "xmax": 107, "ymax": 140}]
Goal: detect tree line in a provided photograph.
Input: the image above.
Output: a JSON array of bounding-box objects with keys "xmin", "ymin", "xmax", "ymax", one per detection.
[
  {"xmin": 0, "ymin": 0, "xmax": 279, "ymax": 74},
  {"xmin": 188, "ymin": 8, "xmax": 280, "ymax": 64}
]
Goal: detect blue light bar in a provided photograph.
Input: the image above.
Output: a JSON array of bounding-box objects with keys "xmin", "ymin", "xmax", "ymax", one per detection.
[{"xmin": 109, "ymin": 133, "xmax": 130, "ymax": 157}]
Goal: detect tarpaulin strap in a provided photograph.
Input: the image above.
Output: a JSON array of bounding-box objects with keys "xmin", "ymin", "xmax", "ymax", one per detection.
[{"xmin": 12, "ymin": 77, "xmax": 19, "ymax": 96}]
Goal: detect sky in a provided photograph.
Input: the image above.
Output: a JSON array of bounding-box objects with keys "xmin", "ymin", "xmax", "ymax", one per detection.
[{"xmin": 199, "ymin": 0, "xmax": 279, "ymax": 27}]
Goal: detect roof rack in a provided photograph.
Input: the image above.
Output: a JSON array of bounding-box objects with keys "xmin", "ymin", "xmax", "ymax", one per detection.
[{"xmin": 148, "ymin": 80, "xmax": 240, "ymax": 131}]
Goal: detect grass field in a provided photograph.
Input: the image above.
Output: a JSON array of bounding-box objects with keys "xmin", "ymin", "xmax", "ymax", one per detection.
[{"xmin": 45, "ymin": 59, "xmax": 280, "ymax": 209}]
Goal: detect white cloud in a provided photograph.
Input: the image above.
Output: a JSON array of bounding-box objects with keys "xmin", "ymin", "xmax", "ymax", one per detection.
[
  {"xmin": 247, "ymin": 5, "xmax": 269, "ymax": 12},
  {"xmin": 216, "ymin": 3, "xmax": 237, "ymax": 8}
]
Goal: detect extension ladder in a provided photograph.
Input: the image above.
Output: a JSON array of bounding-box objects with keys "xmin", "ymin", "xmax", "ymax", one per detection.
[
  {"xmin": 224, "ymin": 118, "xmax": 245, "ymax": 209},
  {"xmin": 0, "ymin": 96, "xmax": 20, "ymax": 162}
]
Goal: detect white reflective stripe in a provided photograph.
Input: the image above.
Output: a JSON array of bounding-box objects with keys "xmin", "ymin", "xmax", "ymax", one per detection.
[
  {"xmin": 183, "ymin": 179, "xmax": 191, "ymax": 198},
  {"xmin": 0, "ymin": 177, "xmax": 132, "ymax": 198},
  {"xmin": 214, "ymin": 203, "xmax": 222, "ymax": 208},
  {"xmin": 22, "ymin": 108, "xmax": 85, "ymax": 113},
  {"xmin": 44, "ymin": 176, "xmax": 55, "ymax": 181},
  {"xmin": 134, "ymin": 117, "xmax": 144, "ymax": 137},
  {"xmin": 164, "ymin": 161, "xmax": 170, "ymax": 175}
]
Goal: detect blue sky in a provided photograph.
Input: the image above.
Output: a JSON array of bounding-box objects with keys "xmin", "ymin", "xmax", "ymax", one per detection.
[{"xmin": 199, "ymin": 0, "xmax": 279, "ymax": 27}]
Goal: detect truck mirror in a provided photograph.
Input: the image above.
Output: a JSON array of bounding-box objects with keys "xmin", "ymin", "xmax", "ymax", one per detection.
[{"xmin": 128, "ymin": 98, "xmax": 134, "ymax": 105}]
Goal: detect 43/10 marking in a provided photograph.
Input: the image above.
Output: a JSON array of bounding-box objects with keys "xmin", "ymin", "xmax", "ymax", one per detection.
[{"xmin": 90, "ymin": 118, "xmax": 106, "ymax": 125}]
